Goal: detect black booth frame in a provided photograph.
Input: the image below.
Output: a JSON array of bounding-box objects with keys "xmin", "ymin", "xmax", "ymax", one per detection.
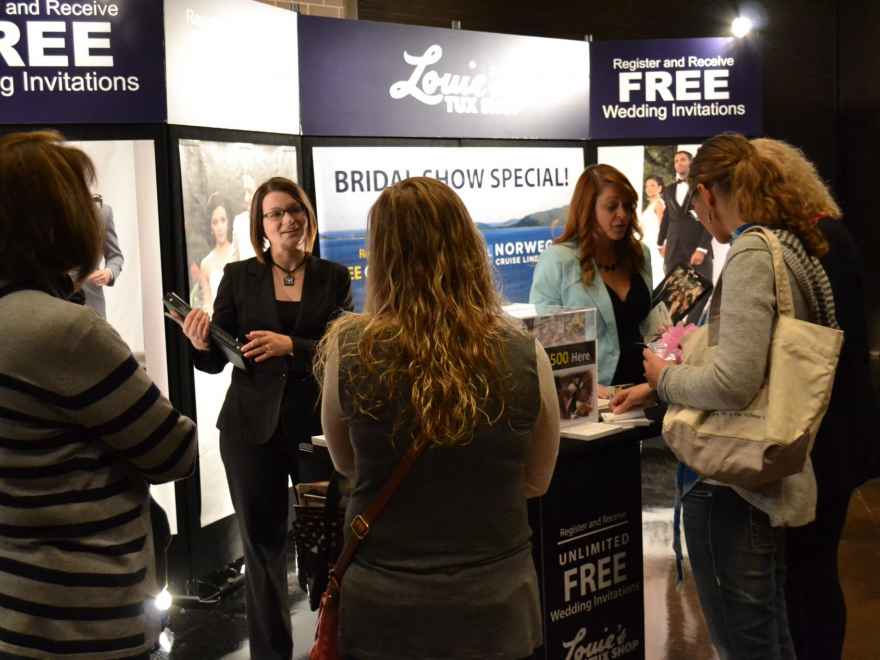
[
  {"xmin": 164, "ymin": 125, "xmax": 304, "ymax": 592},
  {"xmin": 173, "ymin": 133, "xmax": 712, "ymax": 592},
  {"xmin": 171, "ymin": 132, "xmax": 600, "ymax": 590},
  {"xmin": 1, "ymin": 122, "xmax": 704, "ymax": 595}
]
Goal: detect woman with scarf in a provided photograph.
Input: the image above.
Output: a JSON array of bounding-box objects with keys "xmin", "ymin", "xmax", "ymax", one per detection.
[{"xmin": 643, "ymin": 133, "xmax": 838, "ymax": 660}]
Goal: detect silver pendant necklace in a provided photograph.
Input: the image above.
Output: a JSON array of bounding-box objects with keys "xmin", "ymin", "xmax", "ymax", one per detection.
[{"xmin": 272, "ymin": 257, "xmax": 306, "ymax": 286}]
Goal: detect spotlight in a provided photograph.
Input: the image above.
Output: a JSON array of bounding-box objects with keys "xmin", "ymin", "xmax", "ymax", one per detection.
[
  {"xmin": 159, "ymin": 629, "xmax": 174, "ymax": 653},
  {"xmin": 240, "ymin": 563, "xmax": 246, "ymax": 576},
  {"xmin": 731, "ymin": 16, "xmax": 753, "ymax": 38},
  {"xmin": 154, "ymin": 588, "xmax": 173, "ymax": 611}
]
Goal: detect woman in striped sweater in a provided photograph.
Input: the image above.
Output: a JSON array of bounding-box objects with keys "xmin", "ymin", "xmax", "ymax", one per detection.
[{"xmin": 0, "ymin": 131, "xmax": 197, "ymax": 660}]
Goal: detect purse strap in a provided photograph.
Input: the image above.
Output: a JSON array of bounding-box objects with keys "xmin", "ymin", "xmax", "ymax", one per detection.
[
  {"xmin": 742, "ymin": 227, "xmax": 797, "ymax": 318},
  {"xmin": 328, "ymin": 439, "xmax": 428, "ymax": 588}
]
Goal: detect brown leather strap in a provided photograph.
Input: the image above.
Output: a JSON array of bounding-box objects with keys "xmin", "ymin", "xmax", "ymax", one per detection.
[{"xmin": 328, "ymin": 440, "xmax": 428, "ymax": 586}]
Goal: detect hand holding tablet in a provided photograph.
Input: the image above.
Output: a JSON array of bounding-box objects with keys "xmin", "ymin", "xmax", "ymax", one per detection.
[{"xmin": 163, "ymin": 292, "xmax": 251, "ymax": 372}]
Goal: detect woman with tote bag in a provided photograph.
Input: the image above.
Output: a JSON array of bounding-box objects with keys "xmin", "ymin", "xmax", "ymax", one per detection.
[{"xmin": 643, "ymin": 133, "xmax": 841, "ymax": 660}]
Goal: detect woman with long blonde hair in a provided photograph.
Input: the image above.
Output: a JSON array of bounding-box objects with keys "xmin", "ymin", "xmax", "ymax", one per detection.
[{"xmin": 317, "ymin": 177, "xmax": 559, "ymax": 660}]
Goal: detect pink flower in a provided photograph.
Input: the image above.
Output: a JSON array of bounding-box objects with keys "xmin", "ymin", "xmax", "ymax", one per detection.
[{"xmin": 661, "ymin": 324, "xmax": 698, "ymax": 363}]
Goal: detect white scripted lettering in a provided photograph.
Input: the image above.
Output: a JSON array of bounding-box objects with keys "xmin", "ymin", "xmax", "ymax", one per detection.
[
  {"xmin": 388, "ymin": 44, "xmax": 518, "ymax": 116},
  {"xmin": 389, "ymin": 45, "xmax": 445, "ymax": 105},
  {"xmin": 562, "ymin": 627, "xmax": 616, "ymax": 660}
]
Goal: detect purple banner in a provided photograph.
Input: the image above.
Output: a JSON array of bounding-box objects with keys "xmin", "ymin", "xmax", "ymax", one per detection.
[
  {"xmin": 590, "ymin": 38, "xmax": 762, "ymax": 140},
  {"xmin": 0, "ymin": 0, "xmax": 166, "ymax": 124},
  {"xmin": 299, "ymin": 16, "xmax": 589, "ymax": 140}
]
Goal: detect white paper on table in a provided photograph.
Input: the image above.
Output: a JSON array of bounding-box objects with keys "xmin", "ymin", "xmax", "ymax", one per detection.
[
  {"xmin": 560, "ymin": 421, "xmax": 627, "ymax": 442},
  {"xmin": 602, "ymin": 409, "xmax": 648, "ymax": 424}
]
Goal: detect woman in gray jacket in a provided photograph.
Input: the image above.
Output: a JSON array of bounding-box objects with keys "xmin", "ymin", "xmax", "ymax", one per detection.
[{"xmin": 643, "ymin": 134, "xmax": 837, "ymax": 660}]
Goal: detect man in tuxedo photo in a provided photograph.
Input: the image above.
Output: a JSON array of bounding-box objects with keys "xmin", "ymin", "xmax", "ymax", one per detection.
[{"xmin": 657, "ymin": 150, "xmax": 713, "ymax": 281}]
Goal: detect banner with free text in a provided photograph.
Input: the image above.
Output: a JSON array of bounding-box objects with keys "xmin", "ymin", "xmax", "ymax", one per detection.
[
  {"xmin": 590, "ymin": 37, "xmax": 762, "ymax": 139},
  {"xmin": 0, "ymin": 0, "xmax": 166, "ymax": 123}
]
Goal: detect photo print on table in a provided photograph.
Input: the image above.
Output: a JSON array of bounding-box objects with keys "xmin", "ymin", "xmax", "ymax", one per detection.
[{"xmin": 522, "ymin": 308, "xmax": 599, "ymax": 425}]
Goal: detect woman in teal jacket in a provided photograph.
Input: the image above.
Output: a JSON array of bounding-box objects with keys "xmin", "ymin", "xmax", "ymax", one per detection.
[{"xmin": 530, "ymin": 164, "xmax": 653, "ymax": 391}]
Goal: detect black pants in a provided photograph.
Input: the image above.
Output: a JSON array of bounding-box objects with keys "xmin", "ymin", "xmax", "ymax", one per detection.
[
  {"xmin": 221, "ymin": 424, "xmax": 327, "ymax": 660},
  {"xmin": 785, "ymin": 480, "xmax": 852, "ymax": 660}
]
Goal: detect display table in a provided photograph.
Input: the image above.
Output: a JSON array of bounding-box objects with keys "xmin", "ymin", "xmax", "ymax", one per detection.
[
  {"xmin": 310, "ymin": 417, "xmax": 660, "ymax": 660},
  {"xmin": 529, "ymin": 420, "xmax": 658, "ymax": 660}
]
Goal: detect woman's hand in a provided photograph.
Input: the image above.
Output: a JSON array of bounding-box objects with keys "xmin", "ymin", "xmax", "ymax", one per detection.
[
  {"xmin": 611, "ymin": 383, "xmax": 654, "ymax": 414},
  {"xmin": 243, "ymin": 331, "xmax": 294, "ymax": 363},
  {"xmin": 179, "ymin": 309, "xmax": 211, "ymax": 352},
  {"xmin": 596, "ymin": 384, "xmax": 611, "ymax": 400},
  {"xmin": 86, "ymin": 268, "xmax": 112, "ymax": 287},
  {"xmin": 643, "ymin": 348, "xmax": 671, "ymax": 390}
]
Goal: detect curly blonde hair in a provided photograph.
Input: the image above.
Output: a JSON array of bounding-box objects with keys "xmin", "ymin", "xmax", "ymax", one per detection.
[
  {"xmin": 315, "ymin": 177, "xmax": 524, "ymax": 449},
  {"xmin": 690, "ymin": 133, "xmax": 828, "ymax": 257},
  {"xmin": 555, "ymin": 164, "xmax": 645, "ymax": 286},
  {"xmin": 751, "ymin": 138, "xmax": 842, "ymax": 220}
]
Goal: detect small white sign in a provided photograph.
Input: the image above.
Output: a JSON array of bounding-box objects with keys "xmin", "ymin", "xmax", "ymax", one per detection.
[{"xmin": 165, "ymin": 0, "xmax": 300, "ymax": 133}]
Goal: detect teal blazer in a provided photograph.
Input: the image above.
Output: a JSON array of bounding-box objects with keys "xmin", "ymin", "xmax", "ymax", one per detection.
[{"xmin": 529, "ymin": 241, "xmax": 653, "ymax": 385}]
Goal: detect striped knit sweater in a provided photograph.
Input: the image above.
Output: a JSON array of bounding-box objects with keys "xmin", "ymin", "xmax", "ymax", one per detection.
[{"xmin": 0, "ymin": 287, "xmax": 196, "ymax": 659}]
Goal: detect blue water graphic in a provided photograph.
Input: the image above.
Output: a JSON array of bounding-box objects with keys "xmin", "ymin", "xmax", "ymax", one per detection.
[{"xmin": 319, "ymin": 225, "xmax": 558, "ymax": 311}]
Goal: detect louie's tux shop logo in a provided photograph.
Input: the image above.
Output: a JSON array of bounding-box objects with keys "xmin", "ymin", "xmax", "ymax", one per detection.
[
  {"xmin": 298, "ymin": 16, "xmax": 589, "ymax": 138},
  {"xmin": 388, "ymin": 43, "xmax": 522, "ymax": 117}
]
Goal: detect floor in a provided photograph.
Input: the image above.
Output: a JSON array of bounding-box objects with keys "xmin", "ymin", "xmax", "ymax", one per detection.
[{"xmin": 159, "ymin": 448, "xmax": 880, "ymax": 659}]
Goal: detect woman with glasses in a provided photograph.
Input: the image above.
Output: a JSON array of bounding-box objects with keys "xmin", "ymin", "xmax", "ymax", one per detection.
[
  {"xmin": 180, "ymin": 177, "xmax": 352, "ymax": 660},
  {"xmin": 643, "ymin": 134, "xmax": 837, "ymax": 660}
]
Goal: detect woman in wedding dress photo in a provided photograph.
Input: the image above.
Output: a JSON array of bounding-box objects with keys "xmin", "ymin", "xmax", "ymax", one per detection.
[
  {"xmin": 640, "ymin": 175, "xmax": 667, "ymax": 287},
  {"xmin": 199, "ymin": 194, "xmax": 238, "ymax": 314}
]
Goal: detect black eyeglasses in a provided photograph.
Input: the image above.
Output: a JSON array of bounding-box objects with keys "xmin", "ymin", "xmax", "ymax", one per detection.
[{"xmin": 262, "ymin": 205, "xmax": 305, "ymax": 221}]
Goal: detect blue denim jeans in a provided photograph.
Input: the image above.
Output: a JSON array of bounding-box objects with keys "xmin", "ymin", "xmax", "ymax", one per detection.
[{"xmin": 682, "ymin": 483, "xmax": 795, "ymax": 660}]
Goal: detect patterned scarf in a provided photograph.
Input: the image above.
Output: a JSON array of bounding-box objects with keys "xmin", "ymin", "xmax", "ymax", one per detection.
[{"xmin": 770, "ymin": 228, "xmax": 839, "ymax": 330}]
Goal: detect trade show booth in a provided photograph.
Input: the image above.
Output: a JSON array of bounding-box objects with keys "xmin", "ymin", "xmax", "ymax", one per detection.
[{"xmin": 0, "ymin": 2, "xmax": 762, "ymax": 657}]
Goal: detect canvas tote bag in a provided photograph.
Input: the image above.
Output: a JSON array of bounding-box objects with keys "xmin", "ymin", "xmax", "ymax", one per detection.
[{"xmin": 662, "ymin": 227, "xmax": 843, "ymax": 489}]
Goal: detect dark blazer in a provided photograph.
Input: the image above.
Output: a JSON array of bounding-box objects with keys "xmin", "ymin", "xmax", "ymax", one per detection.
[
  {"xmin": 193, "ymin": 253, "xmax": 352, "ymax": 445},
  {"xmin": 81, "ymin": 205, "xmax": 124, "ymax": 319},
  {"xmin": 658, "ymin": 181, "xmax": 713, "ymax": 279},
  {"xmin": 814, "ymin": 218, "xmax": 878, "ymax": 490}
]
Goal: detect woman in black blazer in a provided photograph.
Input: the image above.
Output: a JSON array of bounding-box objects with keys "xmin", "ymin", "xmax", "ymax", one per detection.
[{"xmin": 181, "ymin": 177, "xmax": 351, "ymax": 660}]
